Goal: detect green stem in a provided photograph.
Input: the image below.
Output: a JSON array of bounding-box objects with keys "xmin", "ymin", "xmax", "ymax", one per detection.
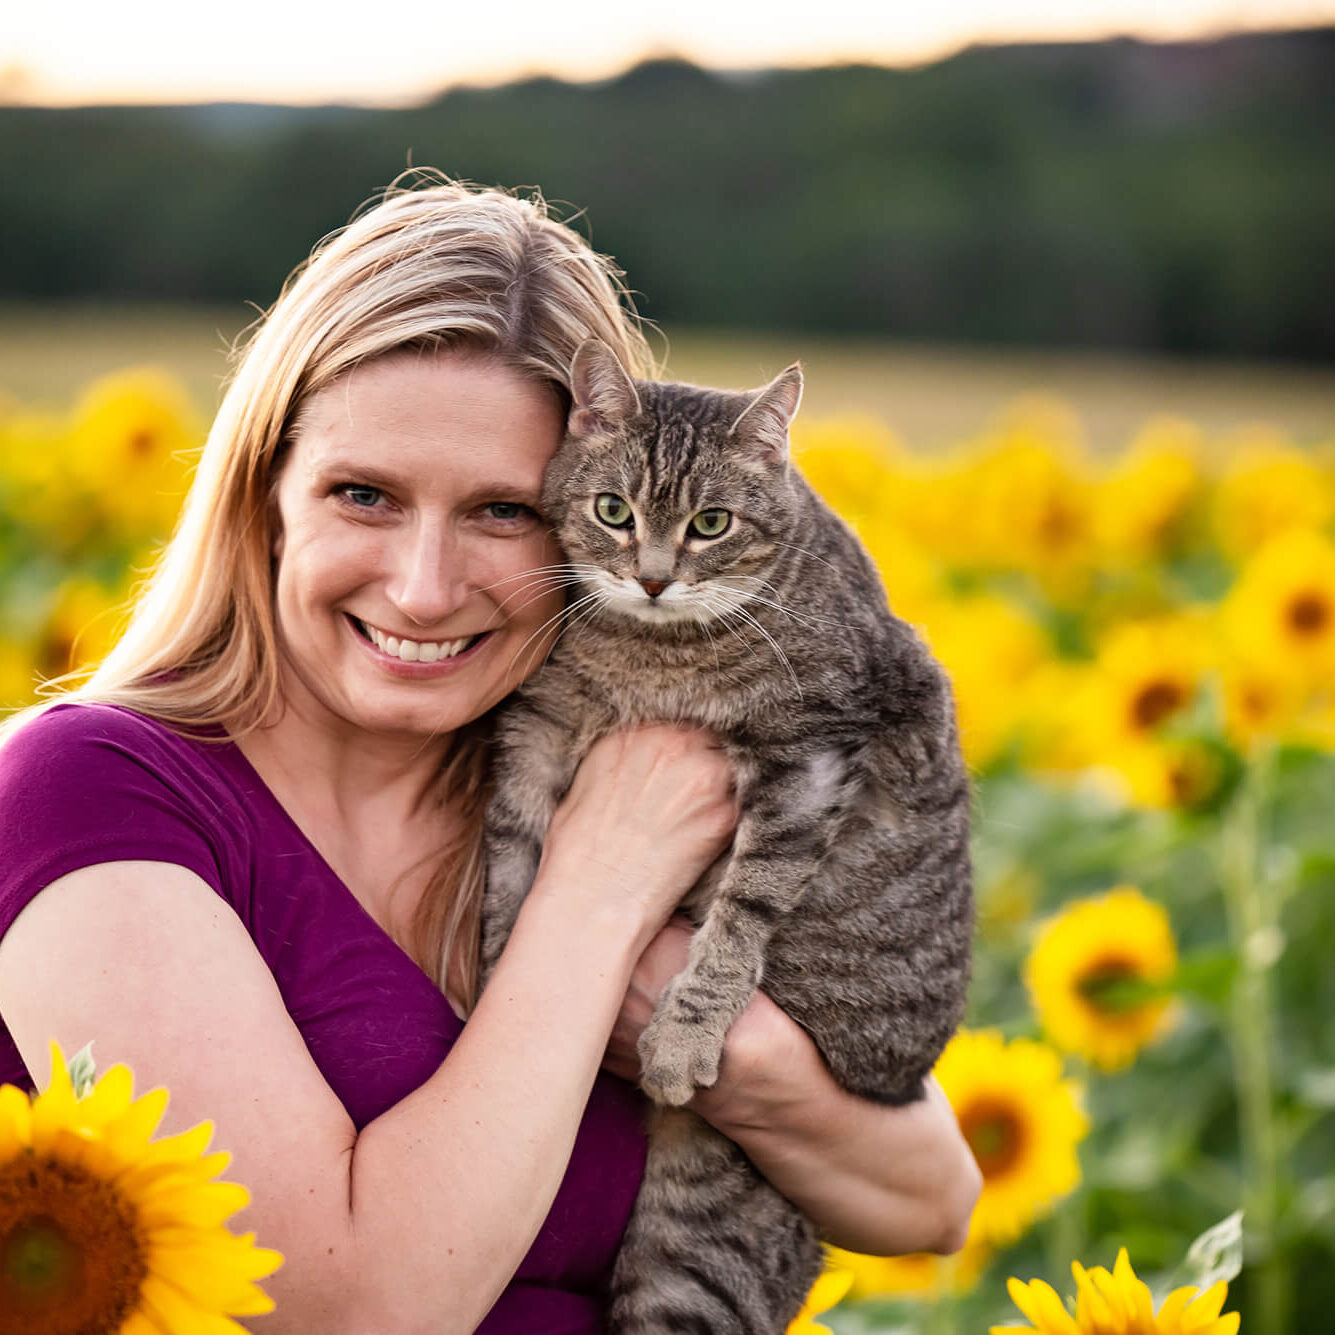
[
  {"xmin": 925, "ymin": 1258, "xmax": 958, "ymax": 1335},
  {"xmin": 1046, "ymin": 1187, "xmax": 1086, "ymax": 1290},
  {"xmin": 1217, "ymin": 749, "xmax": 1287, "ymax": 1335}
]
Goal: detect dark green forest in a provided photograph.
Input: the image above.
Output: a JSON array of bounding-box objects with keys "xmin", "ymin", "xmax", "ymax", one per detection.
[{"xmin": 4, "ymin": 27, "xmax": 1333, "ymax": 358}]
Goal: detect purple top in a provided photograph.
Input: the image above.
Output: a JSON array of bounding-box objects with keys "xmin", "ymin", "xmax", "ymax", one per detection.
[{"xmin": 0, "ymin": 702, "xmax": 647, "ymax": 1333}]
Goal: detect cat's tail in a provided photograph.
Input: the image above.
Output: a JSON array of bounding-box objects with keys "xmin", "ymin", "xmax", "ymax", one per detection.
[{"xmin": 608, "ymin": 1107, "xmax": 821, "ymax": 1335}]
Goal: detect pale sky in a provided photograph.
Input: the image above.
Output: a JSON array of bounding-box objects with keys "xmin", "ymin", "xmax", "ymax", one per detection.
[{"xmin": 4, "ymin": 0, "xmax": 1334, "ymax": 106}]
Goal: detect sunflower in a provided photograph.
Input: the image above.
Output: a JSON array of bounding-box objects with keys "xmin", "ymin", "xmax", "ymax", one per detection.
[
  {"xmin": 32, "ymin": 577, "xmax": 131, "ymax": 685},
  {"xmin": 934, "ymin": 1030, "xmax": 1088, "ymax": 1248},
  {"xmin": 1220, "ymin": 527, "xmax": 1335, "ymax": 690},
  {"xmin": 1025, "ymin": 887, "xmax": 1179, "ymax": 1072},
  {"xmin": 949, "ymin": 426, "xmax": 1097, "ymax": 589},
  {"xmin": 1212, "ymin": 427, "xmax": 1333, "ymax": 561},
  {"xmin": 827, "ymin": 1237, "xmax": 990, "ymax": 1303},
  {"xmin": 1101, "ymin": 735, "xmax": 1232, "ymax": 814},
  {"xmin": 1219, "ymin": 653, "xmax": 1306, "ymax": 749},
  {"xmin": 1093, "ymin": 417, "xmax": 1205, "ymax": 564},
  {"xmin": 1083, "ymin": 613, "xmax": 1214, "ymax": 758},
  {"xmin": 791, "ymin": 414, "xmax": 905, "ymax": 535},
  {"xmin": 65, "ymin": 368, "xmax": 202, "ymax": 544},
  {"xmin": 917, "ymin": 592, "xmax": 1052, "ymax": 770},
  {"xmin": 0, "ymin": 1042, "xmax": 282, "ymax": 1334},
  {"xmin": 786, "ymin": 1262, "xmax": 853, "ymax": 1335},
  {"xmin": 991, "ymin": 1247, "xmax": 1239, "ymax": 1335}
]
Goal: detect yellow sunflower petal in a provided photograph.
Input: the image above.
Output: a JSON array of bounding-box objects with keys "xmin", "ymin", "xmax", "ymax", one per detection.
[
  {"xmin": 140, "ymin": 1274, "xmax": 255, "ymax": 1335},
  {"xmin": 101, "ymin": 1085, "xmax": 171, "ymax": 1158},
  {"xmin": 29, "ymin": 1041, "xmax": 81, "ymax": 1150},
  {"xmin": 1007, "ymin": 1277, "xmax": 1080, "ymax": 1334},
  {"xmin": 121, "ymin": 1311, "xmax": 172, "ymax": 1335},
  {"xmin": 1181, "ymin": 1281, "xmax": 1229, "ymax": 1326},
  {"xmin": 1156, "ymin": 1286, "xmax": 1196, "ymax": 1331},
  {"xmin": 0, "ymin": 1082, "xmax": 34, "ymax": 1156},
  {"xmin": 76, "ymin": 1062, "xmax": 136, "ymax": 1130},
  {"xmin": 137, "ymin": 1178, "xmax": 251, "ymax": 1229},
  {"xmin": 147, "ymin": 1242, "xmax": 281, "ymax": 1316}
]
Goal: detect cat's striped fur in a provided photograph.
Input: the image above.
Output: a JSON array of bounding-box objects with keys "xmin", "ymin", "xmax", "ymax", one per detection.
[{"xmin": 478, "ymin": 341, "xmax": 973, "ymax": 1334}]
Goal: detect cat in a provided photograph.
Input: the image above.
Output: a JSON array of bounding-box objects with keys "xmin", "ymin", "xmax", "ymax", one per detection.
[{"xmin": 478, "ymin": 339, "xmax": 973, "ymax": 1335}]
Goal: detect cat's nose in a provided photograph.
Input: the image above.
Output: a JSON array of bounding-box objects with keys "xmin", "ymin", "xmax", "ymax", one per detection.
[{"xmin": 639, "ymin": 579, "xmax": 669, "ymax": 599}]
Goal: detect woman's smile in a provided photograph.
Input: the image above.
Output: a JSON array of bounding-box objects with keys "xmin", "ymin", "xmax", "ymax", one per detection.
[{"xmin": 345, "ymin": 613, "xmax": 494, "ymax": 674}]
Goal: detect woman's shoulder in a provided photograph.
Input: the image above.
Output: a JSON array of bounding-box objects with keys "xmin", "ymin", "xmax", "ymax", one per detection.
[
  {"xmin": 0, "ymin": 701, "xmax": 259, "ymax": 940},
  {"xmin": 0, "ymin": 700, "xmax": 247, "ymax": 871},
  {"xmin": 1, "ymin": 701, "xmax": 217, "ymax": 782}
]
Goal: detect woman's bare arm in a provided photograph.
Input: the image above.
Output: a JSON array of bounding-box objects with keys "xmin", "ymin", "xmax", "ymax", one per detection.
[
  {"xmin": 605, "ymin": 922, "xmax": 981, "ymax": 1256},
  {"xmin": 0, "ymin": 727, "xmax": 736, "ymax": 1335}
]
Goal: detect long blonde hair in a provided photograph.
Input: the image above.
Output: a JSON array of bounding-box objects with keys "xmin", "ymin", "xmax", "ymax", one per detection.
[{"xmin": 10, "ymin": 174, "xmax": 655, "ymax": 1009}]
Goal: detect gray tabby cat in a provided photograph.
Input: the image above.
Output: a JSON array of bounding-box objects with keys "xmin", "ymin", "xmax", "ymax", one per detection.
[{"xmin": 479, "ymin": 340, "xmax": 973, "ymax": 1335}]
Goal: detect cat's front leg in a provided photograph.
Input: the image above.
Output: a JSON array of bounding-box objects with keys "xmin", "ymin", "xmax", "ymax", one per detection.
[{"xmin": 638, "ymin": 746, "xmax": 851, "ymax": 1106}]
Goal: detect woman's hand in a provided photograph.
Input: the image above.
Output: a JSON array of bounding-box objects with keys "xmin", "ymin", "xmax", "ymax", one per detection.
[
  {"xmin": 535, "ymin": 727, "xmax": 737, "ymax": 939},
  {"xmin": 607, "ymin": 919, "xmax": 981, "ymax": 1256}
]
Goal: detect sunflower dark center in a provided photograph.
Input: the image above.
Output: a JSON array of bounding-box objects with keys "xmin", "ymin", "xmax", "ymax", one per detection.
[
  {"xmin": 1287, "ymin": 592, "xmax": 1330, "ymax": 637},
  {"xmin": 0, "ymin": 1152, "xmax": 146, "ymax": 1335},
  {"xmin": 127, "ymin": 428, "xmax": 157, "ymax": 459},
  {"xmin": 1131, "ymin": 679, "xmax": 1185, "ymax": 730},
  {"xmin": 959, "ymin": 1099, "xmax": 1026, "ymax": 1178},
  {"xmin": 1077, "ymin": 957, "xmax": 1149, "ymax": 1014}
]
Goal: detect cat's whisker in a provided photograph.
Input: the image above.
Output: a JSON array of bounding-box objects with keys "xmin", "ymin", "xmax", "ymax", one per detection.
[
  {"xmin": 504, "ymin": 589, "xmax": 608, "ymax": 682},
  {"xmin": 472, "ymin": 563, "xmax": 605, "ymax": 599},
  {"xmin": 696, "ymin": 589, "xmax": 773, "ymax": 674},
  {"xmin": 488, "ymin": 576, "xmax": 585, "ymax": 619},
  {"xmin": 518, "ymin": 593, "xmax": 611, "ymax": 682},
  {"xmin": 772, "ymin": 540, "xmax": 848, "ymax": 580},
  {"xmin": 717, "ymin": 585, "xmax": 853, "ymax": 633},
  {"xmin": 725, "ymin": 603, "xmax": 805, "ymax": 700}
]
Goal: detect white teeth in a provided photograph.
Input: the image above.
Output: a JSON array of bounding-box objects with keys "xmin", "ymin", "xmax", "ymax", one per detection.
[{"xmin": 359, "ymin": 619, "xmax": 475, "ymax": 663}]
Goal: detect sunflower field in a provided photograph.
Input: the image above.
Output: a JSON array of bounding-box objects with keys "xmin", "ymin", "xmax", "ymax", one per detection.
[{"xmin": 3, "ymin": 366, "xmax": 1335, "ymax": 1334}]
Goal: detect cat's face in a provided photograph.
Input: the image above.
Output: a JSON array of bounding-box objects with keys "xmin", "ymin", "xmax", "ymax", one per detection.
[{"xmin": 542, "ymin": 342, "xmax": 803, "ymax": 629}]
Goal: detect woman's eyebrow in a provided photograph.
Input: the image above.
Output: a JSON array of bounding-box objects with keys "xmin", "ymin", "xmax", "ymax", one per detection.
[{"xmin": 308, "ymin": 457, "xmax": 541, "ymax": 505}]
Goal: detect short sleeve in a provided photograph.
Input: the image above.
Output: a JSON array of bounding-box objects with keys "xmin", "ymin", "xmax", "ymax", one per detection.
[{"xmin": 0, "ymin": 703, "xmax": 228, "ymax": 939}]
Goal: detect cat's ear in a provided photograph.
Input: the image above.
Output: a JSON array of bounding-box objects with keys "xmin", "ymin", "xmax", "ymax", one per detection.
[
  {"xmin": 568, "ymin": 339, "xmax": 641, "ymax": 438},
  {"xmin": 729, "ymin": 363, "xmax": 803, "ymax": 461}
]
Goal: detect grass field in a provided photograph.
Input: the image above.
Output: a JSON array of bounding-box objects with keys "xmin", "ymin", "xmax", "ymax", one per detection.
[{"xmin": 3, "ymin": 302, "xmax": 1333, "ymax": 451}]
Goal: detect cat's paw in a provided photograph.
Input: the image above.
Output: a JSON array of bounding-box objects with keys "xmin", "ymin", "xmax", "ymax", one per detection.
[{"xmin": 637, "ymin": 1011, "xmax": 724, "ymax": 1107}]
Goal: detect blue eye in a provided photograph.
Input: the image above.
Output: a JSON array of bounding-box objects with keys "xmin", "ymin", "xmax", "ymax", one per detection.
[
  {"xmin": 338, "ymin": 484, "xmax": 383, "ymax": 508},
  {"xmin": 487, "ymin": 502, "xmax": 525, "ymax": 521}
]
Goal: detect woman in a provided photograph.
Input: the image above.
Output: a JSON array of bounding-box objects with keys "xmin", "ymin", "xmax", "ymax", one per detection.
[{"xmin": 0, "ymin": 179, "xmax": 979, "ymax": 1333}]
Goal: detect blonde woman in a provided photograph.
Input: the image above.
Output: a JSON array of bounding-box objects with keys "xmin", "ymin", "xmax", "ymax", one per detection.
[{"xmin": 0, "ymin": 179, "xmax": 979, "ymax": 1333}]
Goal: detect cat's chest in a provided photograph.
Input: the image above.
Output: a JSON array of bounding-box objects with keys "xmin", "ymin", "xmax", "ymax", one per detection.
[{"xmin": 556, "ymin": 642, "xmax": 790, "ymax": 736}]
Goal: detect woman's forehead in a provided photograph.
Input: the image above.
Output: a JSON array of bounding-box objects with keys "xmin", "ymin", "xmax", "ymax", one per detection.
[{"xmin": 290, "ymin": 350, "xmax": 565, "ymax": 487}]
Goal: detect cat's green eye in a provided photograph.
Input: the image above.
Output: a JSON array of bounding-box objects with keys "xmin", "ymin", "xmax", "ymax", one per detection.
[
  {"xmin": 595, "ymin": 493, "xmax": 634, "ymax": 528},
  {"xmin": 690, "ymin": 509, "xmax": 732, "ymax": 539}
]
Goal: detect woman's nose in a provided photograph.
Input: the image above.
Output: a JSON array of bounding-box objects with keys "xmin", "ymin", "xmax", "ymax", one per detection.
[{"xmin": 387, "ymin": 519, "xmax": 472, "ymax": 626}]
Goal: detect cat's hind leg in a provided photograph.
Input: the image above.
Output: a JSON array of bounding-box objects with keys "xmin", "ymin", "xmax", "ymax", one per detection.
[{"xmin": 608, "ymin": 1108, "xmax": 820, "ymax": 1335}]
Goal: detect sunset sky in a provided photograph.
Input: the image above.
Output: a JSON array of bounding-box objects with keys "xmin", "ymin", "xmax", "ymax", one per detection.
[{"xmin": 4, "ymin": 0, "xmax": 1334, "ymax": 106}]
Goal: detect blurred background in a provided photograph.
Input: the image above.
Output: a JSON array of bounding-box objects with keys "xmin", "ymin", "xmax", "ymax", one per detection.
[{"xmin": 3, "ymin": 3, "xmax": 1335, "ymax": 1333}]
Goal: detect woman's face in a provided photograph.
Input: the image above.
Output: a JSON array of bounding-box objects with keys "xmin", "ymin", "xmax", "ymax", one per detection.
[{"xmin": 270, "ymin": 348, "xmax": 568, "ymax": 745}]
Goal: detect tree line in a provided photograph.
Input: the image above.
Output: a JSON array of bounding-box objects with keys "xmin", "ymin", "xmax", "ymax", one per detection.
[{"xmin": 3, "ymin": 27, "xmax": 1332, "ymax": 359}]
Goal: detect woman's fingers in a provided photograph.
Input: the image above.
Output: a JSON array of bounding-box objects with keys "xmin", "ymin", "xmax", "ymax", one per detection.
[{"xmin": 540, "ymin": 726, "xmax": 738, "ymax": 921}]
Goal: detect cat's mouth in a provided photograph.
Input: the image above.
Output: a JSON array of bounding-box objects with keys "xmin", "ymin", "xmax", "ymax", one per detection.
[{"xmin": 348, "ymin": 614, "xmax": 486, "ymax": 663}]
